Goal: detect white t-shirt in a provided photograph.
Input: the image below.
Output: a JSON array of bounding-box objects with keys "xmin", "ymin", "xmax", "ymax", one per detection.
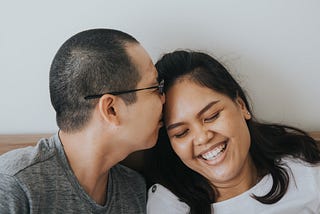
[{"xmin": 147, "ymin": 158, "xmax": 320, "ymax": 214}]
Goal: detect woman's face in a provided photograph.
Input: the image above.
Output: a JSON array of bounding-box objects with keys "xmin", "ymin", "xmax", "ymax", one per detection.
[{"xmin": 164, "ymin": 79, "xmax": 253, "ymax": 188}]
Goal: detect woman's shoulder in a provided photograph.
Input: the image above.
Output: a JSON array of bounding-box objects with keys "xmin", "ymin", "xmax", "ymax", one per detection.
[
  {"xmin": 147, "ymin": 184, "xmax": 190, "ymax": 214},
  {"xmin": 148, "ymin": 184, "xmax": 179, "ymax": 200},
  {"xmin": 281, "ymin": 157, "xmax": 320, "ymax": 173},
  {"xmin": 281, "ymin": 157, "xmax": 320, "ymax": 185}
]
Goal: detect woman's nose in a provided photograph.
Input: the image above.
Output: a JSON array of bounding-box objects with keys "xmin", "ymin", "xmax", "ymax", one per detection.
[{"xmin": 193, "ymin": 127, "xmax": 214, "ymax": 146}]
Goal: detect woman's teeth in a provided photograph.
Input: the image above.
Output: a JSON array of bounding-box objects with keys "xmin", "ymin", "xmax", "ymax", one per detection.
[{"xmin": 201, "ymin": 143, "xmax": 227, "ymax": 160}]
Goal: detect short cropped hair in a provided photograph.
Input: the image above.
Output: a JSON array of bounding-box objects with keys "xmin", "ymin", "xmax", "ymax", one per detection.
[{"xmin": 49, "ymin": 29, "xmax": 140, "ymax": 132}]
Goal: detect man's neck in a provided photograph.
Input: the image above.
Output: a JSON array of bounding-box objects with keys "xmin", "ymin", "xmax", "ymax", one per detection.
[{"xmin": 58, "ymin": 130, "xmax": 127, "ymax": 205}]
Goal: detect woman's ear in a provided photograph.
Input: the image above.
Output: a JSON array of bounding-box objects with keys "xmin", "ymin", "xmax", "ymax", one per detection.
[
  {"xmin": 236, "ymin": 97, "xmax": 251, "ymax": 120},
  {"xmin": 98, "ymin": 94, "xmax": 121, "ymax": 125}
]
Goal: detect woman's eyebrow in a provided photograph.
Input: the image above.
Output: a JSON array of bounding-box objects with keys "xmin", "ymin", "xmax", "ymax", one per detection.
[
  {"xmin": 166, "ymin": 100, "xmax": 220, "ymax": 131},
  {"xmin": 167, "ymin": 122, "xmax": 185, "ymax": 131},
  {"xmin": 197, "ymin": 100, "xmax": 220, "ymax": 117}
]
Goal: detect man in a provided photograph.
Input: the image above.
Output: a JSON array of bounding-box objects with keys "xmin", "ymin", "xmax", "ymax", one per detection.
[{"xmin": 0, "ymin": 29, "xmax": 165, "ymax": 213}]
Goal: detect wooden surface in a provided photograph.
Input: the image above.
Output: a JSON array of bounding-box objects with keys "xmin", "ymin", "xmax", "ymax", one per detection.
[
  {"xmin": 0, "ymin": 134, "xmax": 51, "ymax": 155},
  {"xmin": 0, "ymin": 132, "xmax": 319, "ymax": 155},
  {"xmin": 311, "ymin": 131, "xmax": 320, "ymax": 142}
]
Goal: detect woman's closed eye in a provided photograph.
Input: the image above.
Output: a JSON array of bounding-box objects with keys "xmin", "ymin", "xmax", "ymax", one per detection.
[
  {"xmin": 173, "ymin": 129, "xmax": 189, "ymax": 138},
  {"xmin": 204, "ymin": 111, "xmax": 220, "ymax": 123}
]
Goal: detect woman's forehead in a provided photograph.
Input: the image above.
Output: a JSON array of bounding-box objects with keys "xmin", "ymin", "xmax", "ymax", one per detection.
[{"xmin": 164, "ymin": 81, "xmax": 225, "ymax": 120}]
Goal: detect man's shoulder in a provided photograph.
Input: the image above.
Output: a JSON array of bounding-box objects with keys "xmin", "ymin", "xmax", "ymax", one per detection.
[
  {"xmin": 112, "ymin": 164, "xmax": 146, "ymax": 187},
  {"xmin": 109, "ymin": 164, "xmax": 147, "ymax": 212},
  {"xmin": 113, "ymin": 164, "xmax": 145, "ymax": 180},
  {"xmin": 0, "ymin": 136, "xmax": 57, "ymax": 176}
]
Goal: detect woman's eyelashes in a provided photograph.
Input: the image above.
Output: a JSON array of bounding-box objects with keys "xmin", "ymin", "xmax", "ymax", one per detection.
[
  {"xmin": 173, "ymin": 129, "xmax": 189, "ymax": 138},
  {"xmin": 203, "ymin": 111, "xmax": 221, "ymax": 123},
  {"xmin": 171, "ymin": 111, "xmax": 221, "ymax": 139}
]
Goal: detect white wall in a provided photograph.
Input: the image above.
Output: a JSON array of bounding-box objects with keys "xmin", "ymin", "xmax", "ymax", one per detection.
[{"xmin": 0, "ymin": 0, "xmax": 319, "ymax": 134}]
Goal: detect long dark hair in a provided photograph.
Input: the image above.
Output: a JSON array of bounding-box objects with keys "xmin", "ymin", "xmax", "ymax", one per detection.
[{"xmin": 144, "ymin": 50, "xmax": 320, "ymax": 214}]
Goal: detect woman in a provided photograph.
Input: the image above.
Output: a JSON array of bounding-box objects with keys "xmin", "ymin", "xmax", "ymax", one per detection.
[{"xmin": 145, "ymin": 50, "xmax": 320, "ymax": 213}]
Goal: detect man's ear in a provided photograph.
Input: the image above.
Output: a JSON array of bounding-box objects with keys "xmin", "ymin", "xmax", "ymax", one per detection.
[
  {"xmin": 98, "ymin": 94, "xmax": 121, "ymax": 125},
  {"xmin": 236, "ymin": 97, "xmax": 251, "ymax": 120}
]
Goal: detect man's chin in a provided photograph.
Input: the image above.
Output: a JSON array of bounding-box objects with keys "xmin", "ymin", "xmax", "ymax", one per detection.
[
  {"xmin": 144, "ymin": 136, "xmax": 158, "ymax": 149},
  {"xmin": 145, "ymin": 141, "xmax": 157, "ymax": 150}
]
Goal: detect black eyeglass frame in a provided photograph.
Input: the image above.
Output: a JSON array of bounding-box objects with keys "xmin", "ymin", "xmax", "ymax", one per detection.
[{"xmin": 84, "ymin": 79, "xmax": 164, "ymax": 100}]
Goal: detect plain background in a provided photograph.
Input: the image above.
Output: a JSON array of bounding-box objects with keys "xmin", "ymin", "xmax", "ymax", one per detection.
[{"xmin": 0, "ymin": 0, "xmax": 319, "ymax": 134}]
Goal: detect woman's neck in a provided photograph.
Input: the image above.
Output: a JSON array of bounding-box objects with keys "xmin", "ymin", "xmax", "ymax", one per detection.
[{"xmin": 214, "ymin": 156, "xmax": 258, "ymax": 202}]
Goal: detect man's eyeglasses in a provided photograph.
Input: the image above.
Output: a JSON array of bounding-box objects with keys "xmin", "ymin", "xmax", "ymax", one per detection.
[{"xmin": 84, "ymin": 79, "xmax": 164, "ymax": 100}]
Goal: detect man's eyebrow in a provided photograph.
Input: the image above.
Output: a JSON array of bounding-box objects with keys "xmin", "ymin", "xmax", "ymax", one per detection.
[{"xmin": 166, "ymin": 100, "xmax": 220, "ymax": 131}]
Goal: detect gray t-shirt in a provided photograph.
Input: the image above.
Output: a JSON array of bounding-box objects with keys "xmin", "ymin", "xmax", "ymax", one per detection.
[{"xmin": 0, "ymin": 134, "xmax": 146, "ymax": 213}]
